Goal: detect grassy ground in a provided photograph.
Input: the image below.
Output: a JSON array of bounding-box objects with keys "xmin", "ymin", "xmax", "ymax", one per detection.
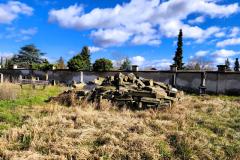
[
  {"xmin": 0, "ymin": 82, "xmax": 64, "ymax": 135},
  {"xmin": 0, "ymin": 83, "xmax": 239, "ymax": 159}
]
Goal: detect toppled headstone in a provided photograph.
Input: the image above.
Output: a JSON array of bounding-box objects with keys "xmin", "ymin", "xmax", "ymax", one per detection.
[{"xmin": 50, "ymin": 73, "xmax": 183, "ymax": 109}]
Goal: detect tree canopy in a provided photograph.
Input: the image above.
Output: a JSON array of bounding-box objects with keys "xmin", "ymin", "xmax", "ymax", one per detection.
[
  {"xmin": 67, "ymin": 46, "xmax": 91, "ymax": 71},
  {"xmin": 93, "ymin": 58, "xmax": 113, "ymax": 71},
  {"xmin": 11, "ymin": 44, "xmax": 46, "ymax": 69}
]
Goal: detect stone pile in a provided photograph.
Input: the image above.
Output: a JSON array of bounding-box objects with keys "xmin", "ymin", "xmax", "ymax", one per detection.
[{"xmin": 50, "ymin": 73, "xmax": 182, "ymax": 109}]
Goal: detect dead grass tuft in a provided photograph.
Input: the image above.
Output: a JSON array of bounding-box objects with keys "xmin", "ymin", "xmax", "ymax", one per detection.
[
  {"xmin": 0, "ymin": 82, "xmax": 20, "ymax": 100},
  {"xmin": 0, "ymin": 95, "xmax": 240, "ymax": 159}
]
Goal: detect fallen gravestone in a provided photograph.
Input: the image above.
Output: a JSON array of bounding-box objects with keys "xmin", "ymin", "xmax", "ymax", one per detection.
[{"xmin": 49, "ymin": 73, "xmax": 183, "ymax": 109}]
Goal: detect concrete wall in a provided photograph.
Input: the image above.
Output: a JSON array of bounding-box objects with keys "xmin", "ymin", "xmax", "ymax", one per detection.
[{"xmin": 1, "ymin": 69, "xmax": 240, "ymax": 95}]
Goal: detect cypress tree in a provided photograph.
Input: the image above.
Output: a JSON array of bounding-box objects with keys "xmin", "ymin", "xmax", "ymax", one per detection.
[
  {"xmin": 173, "ymin": 29, "xmax": 184, "ymax": 70},
  {"xmin": 234, "ymin": 58, "xmax": 239, "ymax": 71},
  {"xmin": 225, "ymin": 58, "xmax": 231, "ymax": 71}
]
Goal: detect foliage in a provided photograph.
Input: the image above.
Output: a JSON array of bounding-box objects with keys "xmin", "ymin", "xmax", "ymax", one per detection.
[
  {"xmin": 173, "ymin": 29, "xmax": 184, "ymax": 70},
  {"xmin": 67, "ymin": 46, "xmax": 91, "ymax": 71},
  {"xmin": 56, "ymin": 57, "xmax": 65, "ymax": 69},
  {"xmin": 234, "ymin": 58, "xmax": 239, "ymax": 71},
  {"xmin": 225, "ymin": 58, "xmax": 231, "ymax": 71},
  {"xmin": 93, "ymin": 58, "xmax": 113, "ymax": 71},
  {"xmin": 120, "ymin": 57, "xmax": 131, "ymax": 71},
  {"xmin": 11, "ymin": 44, "xmax": 47, "ymax": 69},
  {"xmin": 31, "ymin": 60, "xmax": 54, "ymax": 71}
]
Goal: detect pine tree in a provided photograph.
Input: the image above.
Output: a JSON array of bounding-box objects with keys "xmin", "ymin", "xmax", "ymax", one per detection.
[
  {"xmin": 225, "ymin": 58, "xmax": 231, "ymax": 71},
  {"xmin": 234, "ymin": 58, "xmax": 239, "ymax": 71},
  {"xmin": 173, "ymin": 29, "xmax": 184, "ymax": 70}
]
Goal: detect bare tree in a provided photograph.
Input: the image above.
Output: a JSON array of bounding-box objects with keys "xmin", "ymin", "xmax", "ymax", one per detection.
[{"xmin": 185, "ymin": 56, "xmax": 214, "ymax": 71}]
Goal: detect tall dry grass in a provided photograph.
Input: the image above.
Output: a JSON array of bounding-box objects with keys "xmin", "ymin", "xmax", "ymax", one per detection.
[
  {"xmin": 0, "ymin": 95, "xmax": 240, "ymax": 160},
  {"xmin": 0, "ymin": 82, "xmax": 20, "ymax": 100}
]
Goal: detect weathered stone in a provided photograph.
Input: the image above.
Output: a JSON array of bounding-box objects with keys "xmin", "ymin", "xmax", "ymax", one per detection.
[
  {"xmin": 142, "ymin": 79, "xmax": 154, "ymax": 86},
  {"xmin": 135, "ymin": 79, "xmax": 145, "ymax": 88},
  {"xmin": 50, "ymin": 72, "xmax": 181, "ymax": 109},
  {"xmin": 153, "ymin": 81, "xmax": 168, "ymax": 90},
  {"xmin": 127, "ymin": 73, "xmax": 136, "ymax": 82}
]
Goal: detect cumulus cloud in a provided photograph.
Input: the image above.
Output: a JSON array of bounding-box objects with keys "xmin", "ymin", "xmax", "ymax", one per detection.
[
  {"xmin": 229, "ymin": 27, "xmax": 240, "ymax": 38},
  {"xmin": 216, "ymin": 38, "xmax": 240, "ymax": 47},
  {"xmin": 0, "ymin": 1, "xmax": 33, "ymax": 24},
  {"xmin": 211, "ymin": 49, "xmax": 240, "ymax": 58},
  {"xmin": 130, "ymin": 56, "xmax": 145, "ymax": 66},
  {"xmin": 188, "ymin": 16, "xmax": 205, "ymax": 24},
  {"xmin": 89, "ymin": 46, "xmax": 102, "ymax": 53},
  {"xmin": 195, "ymin": 50, "xmax": 209, "ymax": 57},
  {"xmin": 49, "ymin": 0, "xmax": 239, "ymax": 47}
]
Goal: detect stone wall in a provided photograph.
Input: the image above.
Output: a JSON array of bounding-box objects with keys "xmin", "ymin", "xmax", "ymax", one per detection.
[{"xmin": 1, "ymin": 69, "xmax": 240, "ymax": 95}]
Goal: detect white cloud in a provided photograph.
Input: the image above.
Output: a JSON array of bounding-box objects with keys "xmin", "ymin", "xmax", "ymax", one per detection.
[
  {"xmin": 49, "ymin": 0, "xmax": 239, "ymax": 47},
  {"xmin": 211, "ymin": 49, "xmax": 240, "ymax": 58},
  {"xmin": 89, "ymin": 46, "xmax": 102, "ymax": 53},
  {"xmin": 4, "ymin": 27, "xmax": 38, "ymax": 42},
  {"xmin": 0, "ymin": 1, "xmax": 33, "ymax": 24},
  {"xmin": 195, "ymin": 50, "xmax": 209, "ymax": 57},
  {"xmin": 130, "ymin": 56, "xmax": 145, "ymax": 66},
  {"xmin": 20, "ymin": 27, "xmax": 38, "ymax": 35},
  {"xmin": 216, "ymin": 38, "xmax": 240, "ymax": 47},
  {"xmin": 90, "ymin": 28, "xmax": 131, "ymax": 47},
  {"xmin": 0, "ymin": 52, "xmax": 14, "ymax": 58},
  {"xmin": 188, "ymin": 16, "xmax": 205, "ymax": 24},
  {"xmin": 229, "ymin": 27, "xmax": 240, "ymax": 37}
]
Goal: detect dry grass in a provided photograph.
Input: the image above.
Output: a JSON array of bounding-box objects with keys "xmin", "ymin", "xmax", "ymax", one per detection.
[
  {"xmin": 0, "ymin": 95, "xmax": 240, "ymax": 160},
  {"xmin": 0, "ymin": 82, "xmax": 20, "ymax": 100}
]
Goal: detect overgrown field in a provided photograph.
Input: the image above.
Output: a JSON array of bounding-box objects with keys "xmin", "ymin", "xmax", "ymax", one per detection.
[{"xmin": 0, "ymin": 83, "xmax": 240, "ymax": 159}]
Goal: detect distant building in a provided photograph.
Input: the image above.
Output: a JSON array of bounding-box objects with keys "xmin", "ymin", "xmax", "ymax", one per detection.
[{"xmin": 132, "ymin": 65, "xmax": 139, "ymax": 71}]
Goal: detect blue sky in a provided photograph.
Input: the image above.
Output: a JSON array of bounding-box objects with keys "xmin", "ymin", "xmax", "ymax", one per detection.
[{"xmin": 0, "ymin": 0, "xmax": 240, "ymax": 69}]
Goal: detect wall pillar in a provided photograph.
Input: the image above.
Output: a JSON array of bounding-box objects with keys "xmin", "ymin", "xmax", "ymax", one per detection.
[
  {"xmin": 199, "ymin": 72, "xmax": 207, "ymax": 95},
  {"xmin": 80, "ymin": 71, "xmax": 83, "ymax": 83},
  {"xmin": 45, "ymin": 73, "xmax": 49, "ymax": 81},
  {"xmin": 0, "ymin": 73, "xmax": 3, "ymax": 83},
  {"xmin": 19, "ymin": 75, "xmax": 22, "ymax": 81},
  {"xmin": 172, "ymin": 73, "xmax": 176, "ymax": 87}
]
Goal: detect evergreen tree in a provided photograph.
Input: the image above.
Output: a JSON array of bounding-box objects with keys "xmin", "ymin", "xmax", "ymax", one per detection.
[
  {"xmin": 225, "ymin": 58, "xmax": 231, "ymax": 71},
  {"xmin": 11, "ymin": 44, "xmax": 46, "ymax": 69},
  {"xmin": 173, "ymin": 29, "xmax": 184, "ymax": 70},
  {"xmin": 234, "ymin": 58, "xmax": 239, "ymax": 71},
  {"xmin": 120, "ymin": 57, "xmax": 131, "ymax": 71},
  {"xmin": 56, "ymin": 57, "xmax": 65, "ymax": 69},
  {"xmin": 67, "ymin": 46, "xmax": 91, "ymax": 71},
  {"xmin": 81, "ymin": 46, "xmax": 91, "ymax": 69}
]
